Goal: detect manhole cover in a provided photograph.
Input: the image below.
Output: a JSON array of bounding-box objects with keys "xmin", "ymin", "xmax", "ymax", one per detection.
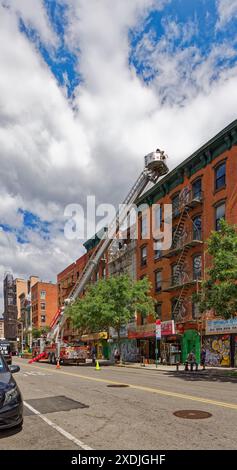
[
  {"xmin": 173, "ymin": 410, "xmax": 212, "ymax": 419},
  {"xmin": 107, "ymin": 384, "xmax": 129, "ymax": 388},
  {"xmin": 25, "ymin": 396, "xmax": 89, "ymax": 414}
]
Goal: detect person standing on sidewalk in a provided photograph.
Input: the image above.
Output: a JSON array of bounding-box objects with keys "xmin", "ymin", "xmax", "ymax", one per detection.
[
  {"xmin": 200, "ymin": 347, "xmax": 206, "ymax": 370},
  {"xmin": 91, "ymin": 344, "xmax": 96, "ymax": 366}
]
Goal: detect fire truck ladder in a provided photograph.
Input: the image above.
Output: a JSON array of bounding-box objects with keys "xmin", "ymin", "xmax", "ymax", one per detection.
[{"xmin": 49, "ymin": 150, "xmax": 169, "ymax": 355}]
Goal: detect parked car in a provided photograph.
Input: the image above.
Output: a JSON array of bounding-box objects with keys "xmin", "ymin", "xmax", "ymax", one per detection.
[
  {"xmin": 0, "ymin": 340, "xmax": 12, "ymax": 365},
  {"xmin": 0, "ymin": 354, "xmax": 23, "ymax": 430}
]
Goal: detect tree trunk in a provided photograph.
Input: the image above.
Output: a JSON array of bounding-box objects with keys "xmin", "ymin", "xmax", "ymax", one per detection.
[{"xmin": 117, "ymin": 328, "xmax": 122, "ymax": 364}]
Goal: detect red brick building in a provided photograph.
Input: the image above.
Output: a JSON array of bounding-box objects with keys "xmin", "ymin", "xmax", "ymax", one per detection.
[
  {"xmin": 31, "ymin": 281, "xmax": 58, "ymax": 329},
  {"xmin": 135, "ymin": 119, "xmax": 237, "ymax": 366}
]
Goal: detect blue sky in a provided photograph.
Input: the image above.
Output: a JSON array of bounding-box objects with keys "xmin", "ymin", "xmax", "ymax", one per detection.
[
  {"xmin": 1, "ymin": 0, "xmax": 237, "ymax": 307},
  {"xmin": 9, "ymin": 0, "xmax": 237, "ymax": 241}
]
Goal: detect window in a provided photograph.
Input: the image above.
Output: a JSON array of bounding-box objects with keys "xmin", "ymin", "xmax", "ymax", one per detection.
[
  {"xmin": 192, "ymin": 302, "xmax": 200, "ymax": 319},
  {"xmin": 215, "ymin": 162, "xmax": 226, "ymax": 190},
  {"xmin": 7, "ymin": 297, "xmax": 13, "ymax": 305},
  {"xmin": 40, "ymin": 302, "xmax": 46, "ymax": 310},
  {"xmin": 171, "ymin": 264, "xmax": 180, "ymax": 286},
  {"xmin": 41, "ymin": 315, "xmax": 46, "ymax": 323},
  {"xmin": 155, "ymin": 303, "xmax": 162, "ymax": 319},
  {"xmin": 154, "ymin": 241, "xmax": 162, "ymax": 260},
  {"xmin": 193, "ymin": 255, "xmax": 202, "ymax": 280},
  {"xmin": 40, "ymin": 290, "xmax": 46, "ymax": 299},
  {"xmin": 140, "ymin": 214, "xmax": 148, "ymax": 239},
  {"xmin": 155, "ymin": 271, "xmax": 162, "ymax": 292},
  {"xmin": 172, "ymin": 193, "xmax": 180, "ymax": 217},
  {"xmin": 141, "ymin": 246, "xmax": 147, "ymax": 266},
  {"xmin": 153, "ymin": 205, "xmax": 162, "ymax": 229},
  {"xmin": 192, "ymin": 178, "xmax": 202, "ymax": 199},
  {"xmin": 171, "ymin": 298, "xmax": 179, "ymax": 320},
  {"xmin": 215, "ymin": 202, "xmax": 225, "ymax": 231},
  {"xmin": 193, "ymin": 216, "xmax": 202, "ymax": 240}
]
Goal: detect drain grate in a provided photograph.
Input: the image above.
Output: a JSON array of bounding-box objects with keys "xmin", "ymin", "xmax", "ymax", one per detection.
[
  {"xmin": 107, "ymin": 384, "xmax": 129, "ymax": 388},
  {"xmin": 173, "ymin": 410, "xmax": 212, "ymax": 419},
  {"xmin": 25, "ymin": 396, "xmax": 89, "ymax": 414}
]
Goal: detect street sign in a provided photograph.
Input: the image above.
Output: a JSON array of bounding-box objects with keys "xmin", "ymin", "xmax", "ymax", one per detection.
[{"xmin": 156, "ymin": 319, "xmax": 161, "ymax": 340}]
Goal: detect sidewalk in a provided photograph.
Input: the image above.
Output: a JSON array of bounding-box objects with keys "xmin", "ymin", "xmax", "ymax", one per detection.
[{"xmin": 115, "ymin": 361, "xmax": 237, "ymax": 378}]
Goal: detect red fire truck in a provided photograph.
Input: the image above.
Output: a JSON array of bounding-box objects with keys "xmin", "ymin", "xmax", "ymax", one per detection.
[{"xmin": 32, "ymin": 338, "xmax": 87, "ymax": 365}]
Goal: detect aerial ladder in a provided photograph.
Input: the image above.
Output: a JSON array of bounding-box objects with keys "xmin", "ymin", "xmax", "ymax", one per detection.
[{"xmin": 47, "ymin": 150, "xmax": 169, "ymax": 361}]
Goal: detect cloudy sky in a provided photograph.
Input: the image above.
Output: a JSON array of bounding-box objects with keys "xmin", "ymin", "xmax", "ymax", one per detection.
[{"xmin": 1, "ymin": 0, "xmax": 237, "ymax": 312}]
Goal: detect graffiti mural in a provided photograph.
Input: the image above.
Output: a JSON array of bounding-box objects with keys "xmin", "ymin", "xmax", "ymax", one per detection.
[
  {"xmin": 110, "ymin": 339, "xmax": 137, "ymax": 362},
  {"xmin": 203, "ymin": 335, "xmax": 230, "ymax": 367}
]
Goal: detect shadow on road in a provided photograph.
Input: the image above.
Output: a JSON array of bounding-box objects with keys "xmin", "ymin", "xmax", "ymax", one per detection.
[{"xmin": 164, "ymin": 370, "xmax": 237, "ymax": 384}]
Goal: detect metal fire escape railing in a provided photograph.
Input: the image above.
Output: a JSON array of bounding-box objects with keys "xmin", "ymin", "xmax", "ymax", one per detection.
[{"xmin": 166, "ymin": 189, "xmax": 203, "ymax": 320}]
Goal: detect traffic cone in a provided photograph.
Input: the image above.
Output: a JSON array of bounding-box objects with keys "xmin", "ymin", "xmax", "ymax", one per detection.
[
  {"xmin": 56, "ymin": 358, "xmax": 60, "ymax": 369},
  {"xmin": 95, "ymin": 360, "xmax": 101, "ymax": 371}
]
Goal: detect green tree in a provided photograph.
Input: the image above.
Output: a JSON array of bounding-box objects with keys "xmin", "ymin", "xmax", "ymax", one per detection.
[
  {"xmin": 196, "ymin": 219, "xmax": 237, "ymax": 319},
  {"xmin": 66, "ymin": 274, "xmax": 155, "ymax": 354},
  {"xmin": 32, "ymin": 326, "xmax": 50, "ymax": 339}
]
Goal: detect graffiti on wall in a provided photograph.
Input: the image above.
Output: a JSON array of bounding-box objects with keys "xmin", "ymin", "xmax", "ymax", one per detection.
[
  {"xmin": 203, "ymin": 335, "xmax": 230, "ymax": 367},
  {"xmin": 110, "ymin": 340, "xmax": 137, "ymax": 362}
]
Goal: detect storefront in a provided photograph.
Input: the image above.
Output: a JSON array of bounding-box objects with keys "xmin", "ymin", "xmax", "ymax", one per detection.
[
  {"xmin": 128, "ymin": 323, "xmax": 156, "ymax": 363},
  {"xmin": 81, "ymin": 332, "xmax": 109, "ymax": 359},
  {"xmin": 160, "ymin": 321, "xmax": 181, "ymax": 364},
  {"xmin": 203, "ymin": 319, "xmax": 237, "ymax": 367},
  {"xmin": 128, "ymin": 321, "xmax": 181, "ymax": 364},
  {"xmin": 109, "ymin": 326, "xmax": 137, "ymax": 362}
]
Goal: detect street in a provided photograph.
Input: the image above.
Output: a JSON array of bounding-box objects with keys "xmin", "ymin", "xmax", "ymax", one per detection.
[{"xmin": 0, "ymin": 358, "xmax": 236, "ymax": 450}]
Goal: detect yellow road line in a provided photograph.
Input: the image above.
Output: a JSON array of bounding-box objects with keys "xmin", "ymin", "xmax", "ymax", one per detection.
[{"xmin": 18, "ymin": 361, "xmax": 237, "ymax": 411}]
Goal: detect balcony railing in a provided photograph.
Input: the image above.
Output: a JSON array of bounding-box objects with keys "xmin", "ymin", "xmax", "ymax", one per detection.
[
  {"xmin": 172, "ymin": 190, "xmax": 203, "ymax": 218},
  {"xmin": 162, "ymin": 271, "xmax": 202, "ymax": 291},
  {"xmin": 163, "ymin": 230, "xmax": 203, "ymax": 258}
]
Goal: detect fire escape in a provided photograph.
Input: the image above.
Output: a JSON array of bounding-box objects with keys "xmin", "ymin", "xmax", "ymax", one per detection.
[{"xmin": 162, "ymin": 187, "xmax": 203, "ymax": 322}]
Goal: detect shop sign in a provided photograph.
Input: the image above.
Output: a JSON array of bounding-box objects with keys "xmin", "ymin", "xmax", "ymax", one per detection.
[
  {"xmin": 128, "ymin": 323, "xmax": 155, "ymax": 339},
  {"xmin": 161, "ymin": 320, "xmax": 175, "ymax": 336},
  {"xmin": 81, "ymin": 331, "xmax": 108, "ymax": 341},
  {"xmin": 156, "ymin": 319, "xmax": 161, "ymax": 339},
  {"xmin": 206, "ymin": 318, "xmax": 237, "ymax": 335}
]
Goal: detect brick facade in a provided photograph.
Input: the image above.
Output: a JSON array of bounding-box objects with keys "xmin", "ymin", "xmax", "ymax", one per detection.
[{"xmin": 31, "ymin": 282, "xmax": 58, "ymax": 329}]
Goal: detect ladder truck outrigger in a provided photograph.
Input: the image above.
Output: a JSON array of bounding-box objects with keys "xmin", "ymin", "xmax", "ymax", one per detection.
[{"xmin": 32, "ymin": 150, "xmax": 169, "ymax": 365}]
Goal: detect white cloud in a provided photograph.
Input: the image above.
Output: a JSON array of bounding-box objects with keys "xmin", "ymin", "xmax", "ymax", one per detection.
[
  {"xmin": 1, "ymin": 0, "xmax": 58, "ymax": 46},
  {"xmin": 1, "ymin": 0, "xmax": 237, "ymax": 312},
  {"xmin": 216, "ymin": 0, "xmax": 237, "ymax": 28}
]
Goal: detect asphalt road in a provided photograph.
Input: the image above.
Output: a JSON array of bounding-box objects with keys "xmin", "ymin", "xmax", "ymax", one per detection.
[{"xmin": 0, "ymin": 358, "xmax": 237, "ymax": 450}]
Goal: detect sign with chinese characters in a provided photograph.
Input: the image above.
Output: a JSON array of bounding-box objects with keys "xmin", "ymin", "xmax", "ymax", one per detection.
[
  {"xmin": 206, "ymin": 318, "xmax": 237, "ymax": 335},
  {"xmin": 156, "ymin": 319, "xmax": 161, "ymax": 340}
]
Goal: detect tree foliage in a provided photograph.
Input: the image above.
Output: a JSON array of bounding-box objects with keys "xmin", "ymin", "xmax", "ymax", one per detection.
[
  {"xmin": 196, "ymin": 219, "xmax": 237, "ymax": 319},
  {"xmin": 66, "ymin": 274, "xmax": 155, "ymax": 350},
  {"xmin": 32, "ymin": 326, "xmax": 50, "ymax": 339}
]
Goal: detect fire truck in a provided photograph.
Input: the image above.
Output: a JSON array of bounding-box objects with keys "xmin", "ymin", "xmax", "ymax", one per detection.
[
  {"xmin": 32, "ymin": 337, "xmax": 87, "ymax": 365},
  {"xmin": 32, "ymin": 150, "xmax": 169, "ymax": 365}
]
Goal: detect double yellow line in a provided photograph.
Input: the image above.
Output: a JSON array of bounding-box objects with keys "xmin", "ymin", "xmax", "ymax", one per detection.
[{"xmin": 19, "ymin": 361, "xmax": 237, "ymax": 411}]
